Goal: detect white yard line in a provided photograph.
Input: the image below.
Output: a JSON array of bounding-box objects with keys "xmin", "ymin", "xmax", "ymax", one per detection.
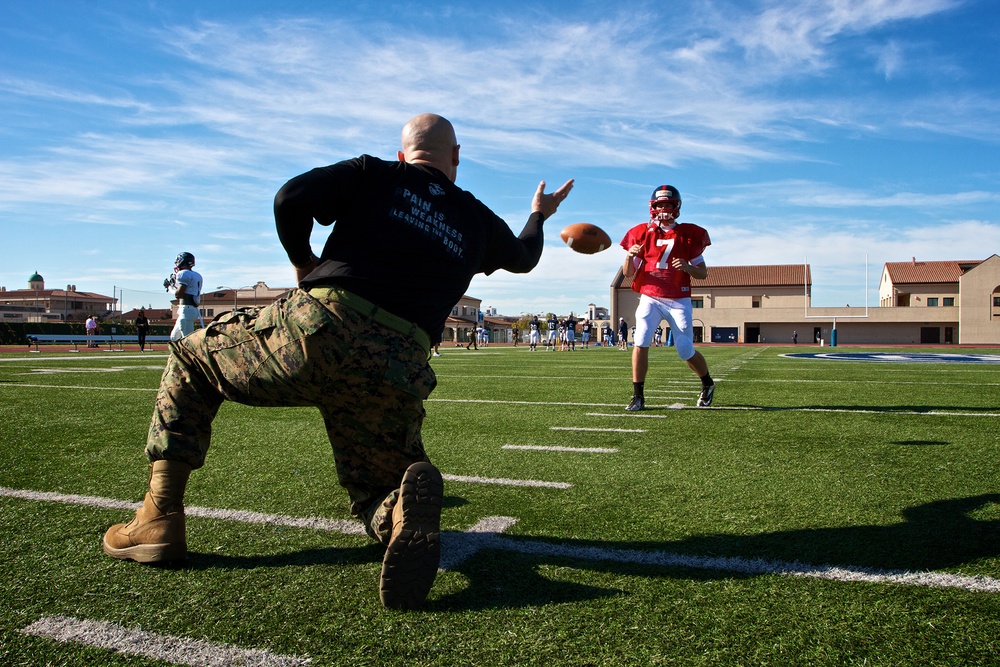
[
  {"xmin": 550, "ymin": 426, "xmax": 646, "ymax": 433},
  {"xmin": 502, "ymin": 445, "xmax": 619, "ymax": 453},
  {"xmin": 5, "ymin": 485, "xmax": 998, "ymax": 595},
  {"xmin": 21, "ymin": 615, "xmax": 312, "ymax": 667},
  {"xmin": 441, "ymin": 474, "xmax": 572, "ymax": 489}
]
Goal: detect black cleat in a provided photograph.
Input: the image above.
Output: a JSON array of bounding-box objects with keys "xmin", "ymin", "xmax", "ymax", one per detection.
[
  {"xmin": 697, "ymin": 383, "xmax": 715, "ymax": 407},
  {"xmin": 625, "ymin": 396, "xmax": 645, "ymax": 412}
]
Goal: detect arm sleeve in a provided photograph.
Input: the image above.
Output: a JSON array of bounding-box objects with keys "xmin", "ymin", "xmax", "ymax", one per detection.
[
  {"xmin": 482, "ymin": 211, "xmax": 546, "ymax": 275},
  {"xmin": 273, "ymin": 162, "xmax": 361, "ymax": 267},
  {"xmin": 510, "ymin": 211, "xmax": 546, "ymax": 272},
  {"xmin": 274, "ymin": 172, "xmax": 320, "ymax": 267}
]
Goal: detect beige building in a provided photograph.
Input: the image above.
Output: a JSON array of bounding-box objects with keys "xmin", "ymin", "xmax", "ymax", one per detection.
[
  {"xmin": 191, "ymin": 282, "xmax": 292, "ymax": 321},
  {"xmin": 443, "ymin": 294, "xmax": 482, "ymax": 344},
  {"xmin": 0, "ymin": 272, "xmax": 116, "ymax": 322},
  {"xmin": 610, "ymin": 256, "xmax": 1000, "ymax": 346}
]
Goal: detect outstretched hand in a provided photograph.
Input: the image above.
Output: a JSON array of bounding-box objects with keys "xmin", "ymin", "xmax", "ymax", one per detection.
[{"xmin": 532, "ymin": 179, "xmax": 574, "ymax": 219}]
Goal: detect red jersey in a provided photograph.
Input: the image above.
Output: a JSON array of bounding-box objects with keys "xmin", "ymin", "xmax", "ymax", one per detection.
[{"xmin": 619, "ymin": 222, "xmax": 711, "ymax": 299}]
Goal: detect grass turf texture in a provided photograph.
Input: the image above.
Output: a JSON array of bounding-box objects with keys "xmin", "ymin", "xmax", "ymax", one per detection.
[{"xmin": 0, "ymin": 345, "xmax": 998, "ymax": 666}]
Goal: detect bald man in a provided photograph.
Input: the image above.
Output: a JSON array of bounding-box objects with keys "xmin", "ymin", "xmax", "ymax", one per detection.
[{"xmin": 102, "ymin": 113, "xmax": 574, "ymax": 610}]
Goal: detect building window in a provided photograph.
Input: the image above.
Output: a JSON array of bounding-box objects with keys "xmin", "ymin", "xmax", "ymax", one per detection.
[
  {"xmin": 994, "ymin": 296, "xmax": 1000, "ymax": 307},
  {"xmin": 752, "ymin": 299, "xmax": 760, "ymax": 308},
  {"xmin": 927, "ymin": 298, "xmax": 939, "ymax": 307},
  {"xmin": 692, "ymin": 299, "xmax": 703, "ymax": 309},
  {"xmin": 943, "ymin": 297, "xmax": 954, "ymax": 306}
]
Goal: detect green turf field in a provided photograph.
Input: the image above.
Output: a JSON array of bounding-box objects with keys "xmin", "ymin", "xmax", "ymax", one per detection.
[{"xmin": 1, "ymin": 345, "xmax": 998, "ymax": 666}]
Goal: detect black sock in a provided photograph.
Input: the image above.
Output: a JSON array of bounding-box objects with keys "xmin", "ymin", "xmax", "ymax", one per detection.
[
  {"xmin": 701, "ymin": 373, "xmax": 713, "ymax": 388},
  {"xmin": 633, "ymin": 381, "xmax": 644, "ymax": 397}
]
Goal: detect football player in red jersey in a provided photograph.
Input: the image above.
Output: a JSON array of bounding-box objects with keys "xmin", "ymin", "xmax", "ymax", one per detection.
[{"xmin": 619, "ymin": 185, "xmax": 714, "ymax": 411}]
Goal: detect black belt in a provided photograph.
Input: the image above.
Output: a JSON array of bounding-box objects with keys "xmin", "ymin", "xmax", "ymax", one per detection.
[
  {"xmin": 308, "ymin": 287, "xmax": 431, "ymax": 356},
  {"xmin": 180, "ymin": 295, "xmax": 199, "ymax": 307}
]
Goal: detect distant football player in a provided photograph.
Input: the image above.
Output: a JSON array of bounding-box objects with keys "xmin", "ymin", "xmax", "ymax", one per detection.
[
  {"xmin": 528, "ymin": 315, "xmax": 541, "ymax": 351},
  {"xmin": 620, "ymin": 185, "xmax": 714, "ymax": 411},
  {"xmin": 169, "ymin": 252, "xmax": 203, "ymax": 341},
  {"xmin": 546, "ymin": 313, "xmax": 559, "ymax": 350}
]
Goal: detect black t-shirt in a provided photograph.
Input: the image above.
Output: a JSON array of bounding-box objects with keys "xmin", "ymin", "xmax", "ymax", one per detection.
[{"xmin": 276, "ymin": 155, "xmax": 544, "ymax": 343}]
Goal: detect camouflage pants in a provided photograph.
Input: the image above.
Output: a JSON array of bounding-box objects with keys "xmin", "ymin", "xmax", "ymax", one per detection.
[{"xmin": 146, "ymin": 288, "xmax": 437, "ymax": 544}]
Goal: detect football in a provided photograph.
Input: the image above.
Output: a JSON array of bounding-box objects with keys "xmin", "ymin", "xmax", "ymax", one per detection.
[{"xmin": 559, "ymin": 223, "xmax": 612, "ymax": 254}]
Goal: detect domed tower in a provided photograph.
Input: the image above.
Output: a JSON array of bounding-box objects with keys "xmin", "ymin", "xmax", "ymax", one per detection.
[{"xmin": 28, "ymin": 271, "xmax": 44, "ymax": 290}]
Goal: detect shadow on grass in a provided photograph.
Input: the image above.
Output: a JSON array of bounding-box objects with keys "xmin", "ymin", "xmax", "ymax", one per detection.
[
  {"xmin": 171, "ymin": 493, "xmax": 1000, "ymax": 611},
  {"xmin": 427, "ymin": 493, "xmax": 1000, "ymax": 610},
  {"xmin": 183, "ymin": 545, "xmax": 377, "ymax": 571}
]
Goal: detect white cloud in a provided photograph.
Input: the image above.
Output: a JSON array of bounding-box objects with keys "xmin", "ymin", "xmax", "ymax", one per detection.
[{"xmin": 1, "ymin": 1, "xmax": 994, "ymax": 316}]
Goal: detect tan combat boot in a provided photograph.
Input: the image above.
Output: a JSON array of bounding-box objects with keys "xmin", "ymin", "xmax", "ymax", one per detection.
[
  {"xmin": 102, "ymin": 459, "xmax": 192, "ymax": 563},
  {"xmin": 379, "ymin": 461, "xmax": 443, "ymax": 610}
]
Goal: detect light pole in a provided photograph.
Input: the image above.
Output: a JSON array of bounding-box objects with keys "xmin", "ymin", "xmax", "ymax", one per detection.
[{"xmin": 216, "ymin": 285, "xmax": 253, "ymax": 311}]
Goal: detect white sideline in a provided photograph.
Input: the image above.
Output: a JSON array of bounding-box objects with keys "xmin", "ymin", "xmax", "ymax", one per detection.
[
  {"xmin": 442, "ymin": 474, "xmax": 572, "ymax": 489},
  {"xmin": 21, "ymin": 615, "xmax": 311, "ymax": 667},
  {"xmin": 4, "ymin": 485, "xmax": 999, "ymax": 594},
  {"xmin": 502, "ymin": 445, "xmax": 619, "ymax": 453},
  {"xmin": 550, "ymin": 426, "xmax": 646, "ymax": 433}
]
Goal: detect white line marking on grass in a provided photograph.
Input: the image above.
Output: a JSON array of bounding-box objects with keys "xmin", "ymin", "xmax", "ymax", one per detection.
[
  {"xmin": 439, "ymin": 516, "xmax": 520, "ymax": 570},
  {"xmin": 0, "ymin": 354, "xmax": 167, "ymax": 363},
  {"xmin": 7, "ymin": 487, "xmax": 998, "ymax": 594},
  {"xmin": 0, "ymin": 487, "xmax": 367, "ymax": 535},
  {"xmin": 439, "ymin": 517, "xmax": 1000, "ymax": 594},
  {"xmin": 21, "ymin": 615, "xmax": 312, "ymax": 667},
  {"xmin": 441, "ymin": 474, "xmax": 572, "ymax": 489},
  {"xmin": 550, "ymin": 426, "xmax": 645, "ymax": 433},
  {"xmin": 429, "ymin": 397, "xmax": 621, "ymax": 407},
  {"xmin": 17, "ymin": 365, "xmax": 168, "ymax": 375},
  {"xmin": 589, "ymin": 404, "xmax": 1000, "ymax": 417},
  {"xmin": 0, "ymin": 383, "xmax": 157, "ymax": 392},
  {"xmin": 503, "ymin": 445, "xmax": 619, "ymax": 453},
  {"xmin": 184, "ymin": 506, "xmax": 367, "ymax": 534}
]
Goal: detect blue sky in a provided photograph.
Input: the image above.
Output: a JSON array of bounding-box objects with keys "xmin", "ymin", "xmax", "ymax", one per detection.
[{"xmin": 2, "ymin": 0, "xmax": 998, "ymax": 316}]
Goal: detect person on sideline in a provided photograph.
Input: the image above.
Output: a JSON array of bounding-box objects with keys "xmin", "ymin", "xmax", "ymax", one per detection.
[
  {"xmin": 135, "ymin": 309, "xmax": 150, "ymax": 352},
  {"xmin": 620, "ymin": 185, "xmax": 714, "ymax": 411},
  {"xmin": 169, "ymin": 253, "xmax": 203, "ymax": 341},
  {"xmin": 85, "ymin": 315, "xmax": 99, "ymax": 348},
  {"xmin": 101, "ymin": 113, "xmax": 574, "ymax": 610}
]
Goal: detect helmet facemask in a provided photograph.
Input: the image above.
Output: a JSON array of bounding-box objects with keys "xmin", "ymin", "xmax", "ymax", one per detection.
[
  {"xmin": 649, "ymin": 185, "xmax": 682, "ymax": 225},
  {"xmin": 650, "ymin": 199, "xmax": 680, "ymax": 224}
]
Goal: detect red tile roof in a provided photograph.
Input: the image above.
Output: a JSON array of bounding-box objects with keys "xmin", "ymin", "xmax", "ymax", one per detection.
[
  {"xmin": 0, "ymin": 288, "xmax": 113, "ymax": 300},
  {"xmin": 697, "ymin": 264, "xmax": 811, "ymax": 288},
  {"xmin": 884, "ymin": 260, "xmax": 980, "ymax": 285}
]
